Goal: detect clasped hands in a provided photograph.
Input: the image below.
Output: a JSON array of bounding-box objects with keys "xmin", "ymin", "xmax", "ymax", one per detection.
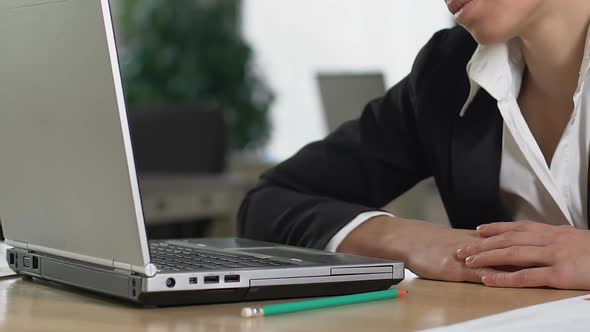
[{"xmin": 456, "ymin": 221, "xmax": 590, "ymax": 290}]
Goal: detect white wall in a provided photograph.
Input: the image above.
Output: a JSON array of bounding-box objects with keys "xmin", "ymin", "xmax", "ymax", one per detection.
[{"xmin": 242, "ymin": 1, "xmax": 453, "ymax": 160}]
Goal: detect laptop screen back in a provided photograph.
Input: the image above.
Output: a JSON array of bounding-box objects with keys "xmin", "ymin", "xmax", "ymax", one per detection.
[{"xmin": 0, "ymin": 0, "xmax": 150, "ymax": 272}]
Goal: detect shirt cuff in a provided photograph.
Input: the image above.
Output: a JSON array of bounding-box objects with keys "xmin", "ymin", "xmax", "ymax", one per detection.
[{"xmin": 324, "ymin": 211, "xmax": 394, "ymax": 252}]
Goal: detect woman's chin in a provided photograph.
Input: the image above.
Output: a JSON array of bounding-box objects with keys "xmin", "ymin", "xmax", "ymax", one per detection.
[{"xmin": 463, "ymin": 24, "xmax": 514, "ymax": 45}]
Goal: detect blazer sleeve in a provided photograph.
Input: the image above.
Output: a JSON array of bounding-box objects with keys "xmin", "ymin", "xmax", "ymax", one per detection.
[{"xmin": 237, "ymin": 29, "xmax": 452, "ymax": 250}]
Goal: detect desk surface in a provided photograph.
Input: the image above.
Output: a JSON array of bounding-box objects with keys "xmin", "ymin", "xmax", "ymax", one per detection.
[{"xmin": 0, "ymin": 269, "xmax": 586, "ymax": 332}]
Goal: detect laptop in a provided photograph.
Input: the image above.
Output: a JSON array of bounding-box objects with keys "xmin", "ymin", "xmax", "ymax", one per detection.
[
  {"xmin": 318, "ymin": 73, "xmax": 387, "ymax": 132},
  {"xmin": 0, "ymin": 0, "xmax": 404, "ymax": 306}
]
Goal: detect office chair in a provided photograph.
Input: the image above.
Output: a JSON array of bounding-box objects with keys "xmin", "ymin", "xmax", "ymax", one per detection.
[{"xmin": 128, "ymin": 105, "xmax": 229, "ymax": 239}]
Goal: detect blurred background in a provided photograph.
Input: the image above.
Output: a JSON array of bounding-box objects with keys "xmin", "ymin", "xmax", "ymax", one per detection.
[{"xmin": 111, "ymin": 0, "xmax": 454, "ymax": 241}]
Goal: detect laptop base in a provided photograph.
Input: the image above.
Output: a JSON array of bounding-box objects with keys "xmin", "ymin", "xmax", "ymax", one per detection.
[{"xmin": 7, "ymin": 247, "xmax": 402, "ymax": 307}]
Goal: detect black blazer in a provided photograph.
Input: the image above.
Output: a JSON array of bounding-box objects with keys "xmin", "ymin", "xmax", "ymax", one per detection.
[{"xmin": 237, "ymin": 26, "xmax": 589, "ymax": 250}]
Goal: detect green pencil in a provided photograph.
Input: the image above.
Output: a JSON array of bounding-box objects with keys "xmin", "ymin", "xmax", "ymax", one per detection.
[{"xmin": 241, "ymin": 289, "xmax": 408, "ymax": 318}]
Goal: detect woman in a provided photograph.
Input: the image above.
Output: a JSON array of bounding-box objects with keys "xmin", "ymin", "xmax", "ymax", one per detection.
[{"xmin": 239, "ymin": 0, "xmax": 590, "ymax": 290}]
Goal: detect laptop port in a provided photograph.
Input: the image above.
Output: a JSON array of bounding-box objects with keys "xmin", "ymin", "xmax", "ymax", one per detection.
[
  {"xmin": 224, "ymin": 275, "xmax": 240, "ymax": 283},
  {"xmin": 32, "ymin": 256, "xmax": 39, "ymax": 269},
  {"xmin": 204, "ymin": 276, "xmax": 219, "ymax": 284},
  {"xmin": 189, "ymin": 277, "xmax": 198, "ymax": 284},
  {"xmin": 23, "ymin": 256, "xmax": 30, "ymax": 268},
  {"xmin": 9, "ymin": 253, "xmax": 14, "ymax": 265},
  {"xmin": 165, "ymin": 278, "xmax": 176, "ymax": 288}
]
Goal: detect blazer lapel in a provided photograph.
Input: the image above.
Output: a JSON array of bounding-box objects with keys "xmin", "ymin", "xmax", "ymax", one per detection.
[{"xmin": 449, "ymin": 90, "xmax": 510, "ymax": 229}]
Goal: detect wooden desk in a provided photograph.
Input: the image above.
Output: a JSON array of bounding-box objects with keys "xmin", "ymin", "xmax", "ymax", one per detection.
[{"xmin": 0, "ymin": 269, "xmax": 585, "ymax": 332}]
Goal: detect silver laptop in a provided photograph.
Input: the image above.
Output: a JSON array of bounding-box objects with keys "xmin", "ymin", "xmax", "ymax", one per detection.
[{"xmin": 0, "ymin": 0, "xmax": 404, "ymax": 306}]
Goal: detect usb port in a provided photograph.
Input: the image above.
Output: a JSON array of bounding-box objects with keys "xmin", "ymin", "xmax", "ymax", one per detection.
[
  {"xmin": 9, "ymin": 253, "xmax": 14, "ymax": 265},
  {"xmin": 224, "ymin": 275, "xmax": 240, "ymax": 283},
  {"xmin": 32, "ymin": 256, "xmax": 39, "ymax": 269},
  {"xmin": 189, "ymin": 277, "xmax": 198, "ymax": 284},
  {"xmin": 204, "ymin": 276, "xmax": 219, "ymax": 284}
]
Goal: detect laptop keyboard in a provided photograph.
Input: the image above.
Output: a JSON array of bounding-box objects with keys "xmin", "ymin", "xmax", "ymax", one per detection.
[{"xmin": 149, "ymin": 242, "xmax": 293, "ymax": 272}]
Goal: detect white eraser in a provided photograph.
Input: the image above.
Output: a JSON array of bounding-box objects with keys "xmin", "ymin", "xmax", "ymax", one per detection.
[{"xmin": 241, "ymin": 307, "xmax": 254, "ymax": 318}]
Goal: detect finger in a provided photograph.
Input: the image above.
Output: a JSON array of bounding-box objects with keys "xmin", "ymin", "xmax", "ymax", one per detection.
[
  {"xmin": 462, "ymin": 267, "xmax": 503, "ymax": 284},
  {"xmin": 465, "ymin": 246, "xmax": 550, "ymax": 268},
  {"xmin": 456, "ymin": 231, "xmax": 551, "ymax": 259},
  {"xmin": 481, "ymin": 267, "xmax": 553, "ymax": 288},
  {"xmin": 477, "ymin": 221, "xmax": 548, "ymax": 237}
]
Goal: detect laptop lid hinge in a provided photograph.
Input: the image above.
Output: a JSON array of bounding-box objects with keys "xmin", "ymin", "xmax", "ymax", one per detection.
[
  {"xmin": 113, "ymin": 261, "xmax": 156, "ymax": 277},
  {"xmin": 5, "ymin": 239, "xmax": 28, "ymax": 250},
  {"xmin": 6, "ymin": 240, "xmax": 156, "ymax": 277},
  {"xmin": 113, "ymin": 260, "xmax": 133, "ymax": 271}
]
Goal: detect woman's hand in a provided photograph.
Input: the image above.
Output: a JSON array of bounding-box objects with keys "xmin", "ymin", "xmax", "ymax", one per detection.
[
  {"xmin": 339, "ymin": 216, "xmax": 501, "ymax": 283},
  {"xmin": 456, "ymin": 221, "xmax": 590, "ymax": 290}
]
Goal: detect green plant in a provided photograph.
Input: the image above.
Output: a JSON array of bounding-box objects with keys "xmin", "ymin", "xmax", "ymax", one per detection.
[{"xmin": 118, "ymin": 0, "xmax": 273, "ymax": 150}]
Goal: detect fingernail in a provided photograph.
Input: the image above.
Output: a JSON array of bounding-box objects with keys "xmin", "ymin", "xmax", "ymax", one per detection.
[
  {"xmin": 456, "ymin": 248, "xmax": 465, "ymax": 257},
  {"xmin": 476, "ymin": 225, "xmax": 487, "ymax": 231},
  {"xmin": 482, "ymin": 275, "xmax": 493, "ymax": 284},
  {"xmin": 465, "ymin": 256, "xmax": 477, "ymax": 264}
]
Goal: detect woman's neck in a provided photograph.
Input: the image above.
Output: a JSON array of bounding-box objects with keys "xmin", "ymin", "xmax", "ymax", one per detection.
[{"xmin": 518, "ymin": 4, "xmax": 590, "ymax": 102}]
